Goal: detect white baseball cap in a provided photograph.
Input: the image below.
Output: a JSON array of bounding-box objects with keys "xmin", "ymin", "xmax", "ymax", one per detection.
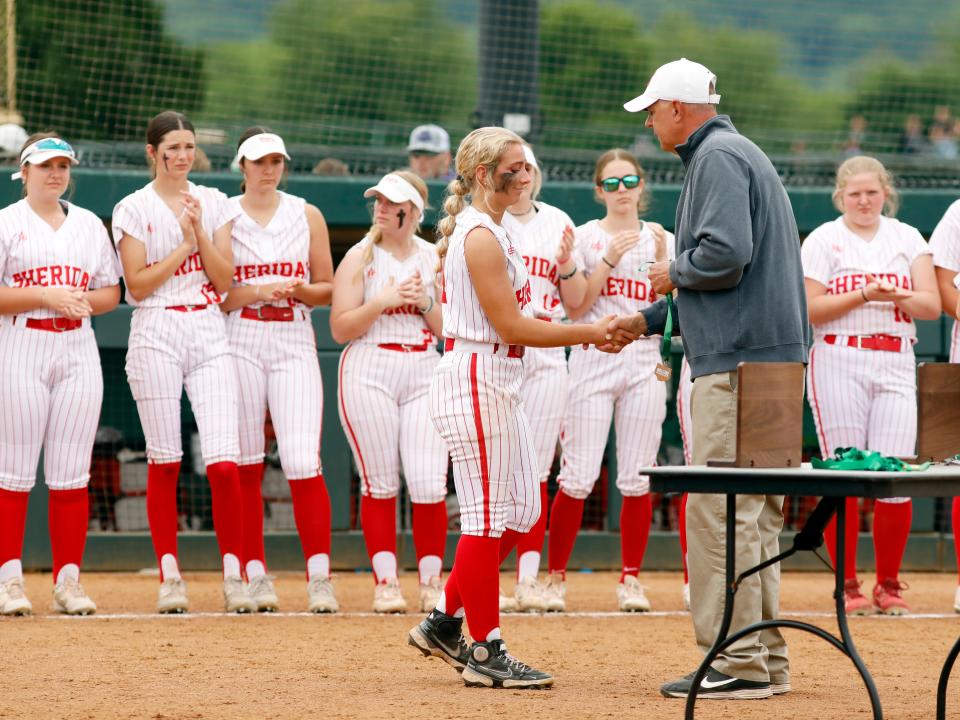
[
  {"xmin": 11, "ymin": 137, "xmax": 78, "ymax": 180},
  {"xmin": 234, "ymin": 132, "xmax": 291, "ymax": 164},
  {"xmin": 364, "ymin": 172, "xmax": 425, "ymax": 215},
  {"xmin": 407, "ymin": 124, "xmax": 450, "ymax": 154},
  {"xmin": 623, "ymin": 58, "xmax": 721, "ymax": 113}
]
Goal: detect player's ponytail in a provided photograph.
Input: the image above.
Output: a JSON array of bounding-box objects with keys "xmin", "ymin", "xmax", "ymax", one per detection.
[
  {"xmin": 832, "ymin": 155, "xmax": 900, "ymax": 217},
  {"xmin": 435, "ymin": 126, "xmax": 524, "ymax": 273}
]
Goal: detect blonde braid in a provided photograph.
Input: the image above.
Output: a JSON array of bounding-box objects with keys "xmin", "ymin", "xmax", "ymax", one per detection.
[{"xmin": 435, "ymin": 175, "xmax": 470, "ymax": 271}]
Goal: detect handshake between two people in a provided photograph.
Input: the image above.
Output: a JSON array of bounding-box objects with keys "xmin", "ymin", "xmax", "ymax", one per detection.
[{"xmin": 584, "ymin": 312, "xmax": 648, "ymax": 354}]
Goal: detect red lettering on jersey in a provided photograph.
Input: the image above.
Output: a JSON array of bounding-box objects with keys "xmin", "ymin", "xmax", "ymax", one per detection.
[
  {"xmin": 383, "ymin": 305, "xmax": 420, "ymax": 316},
  {"xmin": 50, "ymin": 266, "xmax": 63, "ymax": 284},
  {"xmin": 366, "ymin": 266, "xmax": 376, "ymax": 278},
  {"xmin": 828, "ymin": 272, "xmax": 911, "ymax": 295},
  {"xmin": 233, "ymin": 262, "xmax": 308, "ymax": 282},
  {"xmin": 10, "ymin": 265, "xmax": 92, "ymax": 289},
  {"xmin": 523, "ymin": 254, "xmax": 560, "ymax": 287},
  {"xmin": 601, "ymin": 276, "xmax": 648, "ymax": 301},
  {"xmin": 515, "ymin": 281, "xmax": 531, "ymax": 308},
  {"xmin": 173, "ymin": 252, "xmax": 204, "ymax": 277},
  {"xmin": 200, "ymin": 282, "xmax": 222, "ymax": 304}
]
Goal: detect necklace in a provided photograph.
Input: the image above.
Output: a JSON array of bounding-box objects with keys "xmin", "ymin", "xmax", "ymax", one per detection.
[{"xmin": 507, "ymin": 205, "xmax": 537, "ymax": 217}]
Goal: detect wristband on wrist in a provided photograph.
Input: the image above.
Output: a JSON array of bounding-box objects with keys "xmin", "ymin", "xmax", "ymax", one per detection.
[
  {"xmin": 601, "ymin": 256, "xmax": 616, "ymax": 269},
  {"xmin": 559, "ymin": 266, "xmax": 578, "ymax": 280},
  {"xmin": 419, "ymin": 296, "xmax": 434, "ymax": 314}
]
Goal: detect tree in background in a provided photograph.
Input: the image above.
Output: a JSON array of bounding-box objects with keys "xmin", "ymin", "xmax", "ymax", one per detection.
[{"xmin": 16, "ymin": 0, "xmax": 204, "ymax": 140}]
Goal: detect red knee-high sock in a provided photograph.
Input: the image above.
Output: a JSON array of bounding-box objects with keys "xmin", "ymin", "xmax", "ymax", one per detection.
[
  {"xmin": 679, "ymin": 493, "xmax": 689, "ymax": 584},
  {"xmin": 455, "ymin": 535, "xmax": 500, "ymax": 642},
  {"xmin": 238, "ymin": 463, "xmax": 265, "ymax": 572},
  {"xmin": 360, "ymin": 495, "xmax": 396, "ymax": 583},
  {"xmin": 206, "ymin": 461, "xmax": 243, "ymax": 561},
  {"xmin": 516, "ymin": 482, "xmax": 548, "ymax": 559},
  {"xmin": 48, "ymin": 487, "xmax": 89, "ymax": 583},
  {"xmin": 288, "ymin": 475, "xmax": 332, "ymax": 571},
  {"xmin": 0, "ymin": 488, "xmax": 30, "ymax": 569},
  {"xmin": 620, "ymin": 494, "xmax": 652, "ymax": 582},
  {"xmin": 498, "ymin": 528, "xmax": 524, "ymax": 565},
  {"xmin": 824, "ymin": 497, "xmax": 860, "ymax": 582},
  {"xmin": 954, "ymin": 497, "xmax": 960, "ymax": 583},
  {"xmin": 411, "ymin": 500, "xmax": 447, "ymax": 573},
  {"xmin": 873, "ymin": 500, "xmax": 912, "ymax": 583},
  {"xmin": 547, "ymin": 490, "xmax": 584, "ymax": 577},
  {"xmin": 146, "ymin": 462, "xmax": 181, "ymax": 579}
]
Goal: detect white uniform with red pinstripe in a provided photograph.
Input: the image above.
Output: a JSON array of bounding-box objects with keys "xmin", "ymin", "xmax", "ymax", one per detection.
[
  {"xmin": 337, "ymin": 236, "xmax": 447, "ymax": 503},
  {"xmin": 558, "ymin": 220, "xmax": 672, "ymax": 500},
  {"xmin": 0, "ymin": 200, "xmax": 120, "ymax": 490},
  {"xmin": 225, "ymin": 191, "xmax": 322, "ymax": 479},
  {"xmin": 802, "ymin": 216, "xmax": 929, "ymax": 472},
  {"xmin": 930, "ymin": 200, "xmax": 960, "ymax": 363},
  {"xmin": 502, "ymin": 202, "xmax": 574, "ymax": 483},
  {"xmin": 112, "ymin": 182, "xmax": 241, "ymax": 466},
  {"xmin": 430, "ymin": 206, "xmax": 539, "ymax": 537}
]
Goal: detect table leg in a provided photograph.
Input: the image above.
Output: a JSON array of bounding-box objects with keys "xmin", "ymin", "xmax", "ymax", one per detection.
[{"xmin": 936, "ymin": 635, "xmax": 960, "ymax": 719}]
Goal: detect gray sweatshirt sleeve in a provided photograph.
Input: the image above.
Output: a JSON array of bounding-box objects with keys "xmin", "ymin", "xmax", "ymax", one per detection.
[
  {"xmin": 641, "ymin": 298, "xmax": 667, "ymax": 335},
  {"xmin": 669, "ymin": 149, "xmax": 754, "ymax": 291}
]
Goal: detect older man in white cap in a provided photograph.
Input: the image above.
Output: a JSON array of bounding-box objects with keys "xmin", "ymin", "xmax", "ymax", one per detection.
[
  {"xmin": 612, "ymin": 58, "xmax": 809, "ymax": 700},
  {"xmin": 406, "ymin": 124, "xmax": 453, "ymax": 181}
]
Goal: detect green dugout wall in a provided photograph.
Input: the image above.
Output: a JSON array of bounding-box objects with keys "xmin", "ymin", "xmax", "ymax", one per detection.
[{"xmin": 8, "ymin": 172, "xmax": 958, "ymax": 573}]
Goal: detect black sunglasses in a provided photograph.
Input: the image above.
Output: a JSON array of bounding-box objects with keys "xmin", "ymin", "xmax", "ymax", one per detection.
[{"xmin": 599, "ymin": 175, "xmax": 641, "ymax": 192}]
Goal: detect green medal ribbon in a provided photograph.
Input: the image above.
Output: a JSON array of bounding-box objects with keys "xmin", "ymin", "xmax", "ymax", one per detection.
[
  {"xmin": 660, "ymin": 294, "xmax": 674, "ymax": 364},
  {"xmin": 811, "ymin": 447, "xmax": 930, "ymax": 472}
]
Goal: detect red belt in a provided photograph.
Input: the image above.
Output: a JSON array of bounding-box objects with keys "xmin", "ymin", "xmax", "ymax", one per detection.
[
  {"xmin": 241, "ymin": 306, "xmax": 296, "ymax": 322},
  {"xmin": 166, "ymin": 304, "xmax": 208, "ymax": 312},
  {"xmin": 443, "ymin": 337, "xmax": 525, "ymax": 358},
  {"xmin": 378, "ymin": 341, "xmax": 431, "ymax": 352},
  {"xmin": 15, "ymin": 316, "xmax": 83, "ymax": 332},
  {"xmin": 823, "ymin": 334, "xmax": 903, "ymax": 352}
]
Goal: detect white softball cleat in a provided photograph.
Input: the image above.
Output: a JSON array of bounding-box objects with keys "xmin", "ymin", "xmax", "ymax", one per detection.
[
  {"xmin": 498, "ymin": 585, "xmax": 519, "ymax": 613},
  {"xmin": 617, "ymin": 575, "xmax": 651, "ymax": 612},
  {"xmin": 53, "ymin": 578, "xmax": 97, "ymax": 615},
  {"xmin": 543, "ymin": 572, "xmax": 566, "ymax": 612},
  {"xmin": 373, "ymin": 577, "xmax": 407, "ymax": 614},
  {"xmin": 418, "ymin": 576, "xmax": 442, "ymax": 613},
  {"xmin": 156, "ymin": 577, "xmax": 189, "ymax": 614},
  {"xmin": 514, "ymin": 576, "xmax": 548, "ymax": 613},
  {"xmin": 247, "ymin": 574, "xmax": 279, "ymax": 612},
  {"xmin": 223, "ymin": 575, "xmax": 256, "ymax": 614},
  {"xmin": 307, "ymin": 576, "xmax": 339, "ymax": 614},
  {"xmin": 0, "ymin": 577, "xmax": 33, "ymax": 616}
]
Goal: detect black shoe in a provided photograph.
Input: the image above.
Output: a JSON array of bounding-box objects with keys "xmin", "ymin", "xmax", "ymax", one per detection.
[
  {"xmin": 660, "ymin": 667, "xmax": 772, "ymax": 700},
  {"xmin": 408, "ymin": 609, "xmax": 470, "ymax": 672},
  {"xmin": 461, "ymin": 640, "xmax": 554, "ymax": 689}
]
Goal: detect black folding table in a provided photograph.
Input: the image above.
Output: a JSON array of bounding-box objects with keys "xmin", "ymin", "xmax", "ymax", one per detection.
[{"xmin": 643, "ymin": 463, "xmax": 960, "ymax": 719}]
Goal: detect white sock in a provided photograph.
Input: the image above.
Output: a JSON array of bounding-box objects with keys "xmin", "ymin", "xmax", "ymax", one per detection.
[
  {"xmin": 485, "ymin": 627, "xmax": 502, "ymax": 642},
  {"xmin": 517, "ymin": 551, "xmax": 540, "ymax": 582},
  {"xmin": 0, "ymin": 558, "xmax": 22, "ymax": 583},
  {"xmin": 246, "ymin": 560, "xmax": 266, "ymax": 580},
  {"xmin": 56, "ymin": 563, "xmax": 80, "ymax": 585},
  {"xmin": 307, "ymin": 553, "xmax": 330, "ymax": 580},
  {"xmin": 160, "ymin": 554, "xmax": 181, "ymax": 581},
  {"xmin": 418, "ymin": 555, "xmax": 442, "ymax": 584},
  {"xmin": 222, "ymin": 553, "xmax": 241, "ymax": 579},
  {"xmin": 372, "ymin": 551, "xmax": 397, "ymax": 582}
]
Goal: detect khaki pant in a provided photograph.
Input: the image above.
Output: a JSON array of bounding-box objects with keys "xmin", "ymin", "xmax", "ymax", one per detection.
[{"xmin": 687, "ymin": 371, "xmax": 789, "ymax": 684}]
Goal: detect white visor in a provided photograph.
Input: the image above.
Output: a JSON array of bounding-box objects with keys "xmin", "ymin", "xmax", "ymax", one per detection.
[
  {"xmin": 523, "ymin": 145, "xmax": 538, "ymax": 170},
  {"xmin": 234, "ymin": 133, "xmax": 291, "ymax": 164},
  {"xmin": 363, "ymin": 173, "xmax": 425, "ymax": 215},
  {"xmin": 11, "ymin": 138, "xmax": 78, "ymax": 180}
]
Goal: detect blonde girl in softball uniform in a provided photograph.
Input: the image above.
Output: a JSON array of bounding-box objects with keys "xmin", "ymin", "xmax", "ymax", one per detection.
[
  {"xmin": 546, "ymin": 148, "xmax": 672, "ymax": 613},
  {"xmin": 0, "ymin": 134, "xmax": 121, "ymax": 616},
  {"xmin": 221, "ymin": 127, "xmax": 337, "ymax": 613},
  {"xmin": 803, "ymin": 155, "xmax": 940, "ymax": 615},
  {"xmin": 407, "ymin": 127, "xmax": 628, "ymax": 689},
  {"xmin": 114, "ymin": 111, "xmax": 253, "ymax": 614},
  {"xmin": 331, "ymin": 170, "xmax": 449, "ymax": 614},
  {"xmin": 499, "ymin": 144, "xmax": 586, "ymax": 612}
]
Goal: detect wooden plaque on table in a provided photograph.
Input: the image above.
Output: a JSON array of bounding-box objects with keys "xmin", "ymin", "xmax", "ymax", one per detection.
[
  {"xmin": 707, "ymin": 362, "xmax": 805, "ymax": 469},
  {"xmin": 915, "ymin": 362, "xmax": 960, "ymax": 462}
]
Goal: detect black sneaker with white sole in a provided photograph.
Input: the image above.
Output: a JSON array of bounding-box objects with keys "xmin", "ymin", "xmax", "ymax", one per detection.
[
  {"xmin": 660, "ymin": 667, "xmax": 772, "ymax": 700},
  {"xmin": 408, "ymin": 609, "xmax": 470, "ymax": 672},
  {"xmin": 461, "ymin": 640, "xmax": 554, "ymax": 689}
]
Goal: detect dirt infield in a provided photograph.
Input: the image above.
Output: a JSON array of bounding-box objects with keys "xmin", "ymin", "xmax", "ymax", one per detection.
[{"xmin": 2, "ymin": 570, "xmax": 959, "ymax": 719}]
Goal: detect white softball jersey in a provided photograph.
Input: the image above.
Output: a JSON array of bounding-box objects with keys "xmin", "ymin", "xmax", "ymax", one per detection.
[
  {"xmin": 226, "ymin": 192, "xmax": 324, "ymax": 479},
  {"xmin": 801, "ymin": 216, "xmax": 931, "ymax": 342},
  {"xmin": 929, "ymin": 199, "xmax": 960, "ymax": 363},
  {"xmin": 112, "ymin": 181, "xmax": 239, "ymax": 307},
  {"xmin": 350, "ymin": 235, "xmax": 440, "ymax": 346},
  {"xmin": 441, "ymin": 205, "xmax": 533, "ymax": 343},
  {"xmin": 0, "ymin": 200, "xmax": 120, "ymax": 491}
]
